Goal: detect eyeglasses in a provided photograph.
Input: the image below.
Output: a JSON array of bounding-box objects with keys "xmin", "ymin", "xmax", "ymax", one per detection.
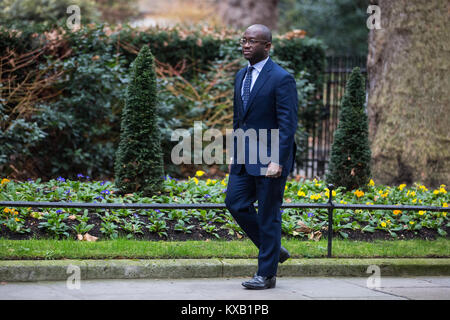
[{"xmin": 239, "ymin": 38, "xmax": 268, "ymax": 46}]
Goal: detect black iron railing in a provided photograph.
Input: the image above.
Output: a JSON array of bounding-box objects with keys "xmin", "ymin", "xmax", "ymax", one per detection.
[{"xmin": 1, "ymin": 185, "xmax": 448, "ymax": 258}]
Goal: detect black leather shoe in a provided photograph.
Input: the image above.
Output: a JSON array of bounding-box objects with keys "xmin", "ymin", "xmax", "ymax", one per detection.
[
  {"xmin": 242, "ymin": 275, "xmax": 276, "ymax": 290},
  {"xmin": 279, "ymin": 246, "xmax": 290, "ymax": 263}
]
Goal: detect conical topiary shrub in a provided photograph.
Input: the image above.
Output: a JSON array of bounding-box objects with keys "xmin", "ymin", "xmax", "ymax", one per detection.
[
  {"xmin": 114, "ymin": 45, "xmax": 164, "ymax": 195},
  {"xmin": 326, "ymin": 67, "xmax": 371, "ymax": 191}
]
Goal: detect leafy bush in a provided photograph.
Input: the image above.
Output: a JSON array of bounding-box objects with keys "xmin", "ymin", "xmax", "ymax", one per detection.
[
  {"xmin": 0, "ymin": 23, "xmax": 326, "ymax": 180},
  {"xmin": 0, "ymin": 0, "xmax": 100, "ymax": 28}
]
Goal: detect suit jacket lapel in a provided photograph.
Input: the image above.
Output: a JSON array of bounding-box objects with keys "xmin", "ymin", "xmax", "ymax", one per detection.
[
  {"xmin": 242, "ymin": 58, "xmax": 273, "ymax": 120},
  {"xmin": 235, "ymin": 68, "xmax": 246, "ymax": 117}
]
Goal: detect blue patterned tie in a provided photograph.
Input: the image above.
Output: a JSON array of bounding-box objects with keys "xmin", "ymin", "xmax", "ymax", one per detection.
[{"xmin": 242, "ymin": 66, "xmax": 254, "ymax": 112}]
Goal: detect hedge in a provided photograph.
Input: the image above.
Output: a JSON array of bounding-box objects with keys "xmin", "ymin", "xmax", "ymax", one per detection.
[{"xmin": 0, "ymin": 22, "xmax": 326, "ymax": 180}]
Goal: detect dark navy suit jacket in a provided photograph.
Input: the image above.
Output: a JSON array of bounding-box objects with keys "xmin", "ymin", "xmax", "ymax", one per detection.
[{"xmin": 230, "ymin": 58, "xmax": 298, "ymax": 177}]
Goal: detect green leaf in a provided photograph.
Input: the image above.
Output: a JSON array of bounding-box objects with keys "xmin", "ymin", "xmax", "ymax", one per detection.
[
  {"xmin": 362, "ymin": 225, "xmax": 375, "ymax": 233},
  {"xmin": 339, "ymin": 231, "xmax": 348, "ymax": 239}
]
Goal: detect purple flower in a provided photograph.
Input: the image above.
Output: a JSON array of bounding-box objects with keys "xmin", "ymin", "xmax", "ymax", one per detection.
[
  {"xmin": 65, "ymin": 189, "xmax": 71, "ymax": 194},
  {"xmin": 155, "ymin": 209, "xmax": 161, "ymax": 213},
  {"xmin": 56, "ymin": 209, "xmax": 63, "ymax": 213},
  {"xmin": 77, "ymin": 174, "xmax": 84, "ymax": 179},
  {"xmin": 204, "ymin": 194, "xmax": 211, "ymax": 199},
  {"xmin": 307, "ymin": 212, "xmax": 314, "ymax": 218},
  {"xmin": 101, "ymin": 190, "xmax": 110, "ymax": 195},
  {"xmin": 100, "ymin": 181, "xmax": 106, "ymax": 186},
  {"xmin": 95, "ymin": 196, "xmax": 105, "ymax": 201},
  {"xmin": 221, "ymin": 188, "xmax": 227, "ymax": 193},
  {"xmin": 57, "ymin": 176, "xmax": 65, "ymax": 182}
]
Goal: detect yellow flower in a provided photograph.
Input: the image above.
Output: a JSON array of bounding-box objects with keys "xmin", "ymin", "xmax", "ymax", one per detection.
[
  {"xmin": 206, "ymin": 179, "xmax": 212, "ymax": 185},
  {"xmin": 340, "ymin": 200, "xmax": 347, "ymax": 204},
  {"xmin": 419, "ymin": 185, "xmax": 428, "ymax": 192},
  {"xmin": 324, "ymin": 188, "xmax": 336, "ymax": 198},
  {"xmin": 398, "ymin": 184, "xmax": 406, "ymax": 191},
  {"xmin": 387, "ymin": 219, "xmax": 391, "ymax": 224},
  {"xmin": 366, "ymin": 202, "xmax": 373, "ymax": 205},
  {"xmin": 443, "ymin": 203, "xmax": 448, "ymax": 208},
  {"xmin": 381, "ymin": 222, "xmax": 386, "ymax": 228},
  {"xmin": 439, "ymin": 187, "xmax": 447, "ymax": 194},
  {"xmin": 433, "ymin": 190, "xmax": 440, "ymax": 195},
  {"xmin": 195, "ymin": 170, "xmax": 205, "ymax": 177},
  {"xmin": 15, "ymin": 218, "xmax": 20, "ymax": 222},
  {"xmin": 409, "ymin": 221, "xmax": 415, "ymax": 225},
  {"xmin": 368, "ymin": 179, "xmax": 375, "ymax": 186},
  {"xmin": 297, "ymin": 190, "xmax": 306, "ymax": 197},
  {"xmin": 310, "ymin": 193, "xmax": 321, "ymax": 200},
  {"xmin": 193, "ymin": 177, "xmax": 199, "ymax": 185},
  {"xmin": 221, "ymin": 180, "xmax": 227, "ymax": 186},
  {"xmin": 443, "ymin": 212, "xmax": 447, "ymax": 217},
  {"xmin": 418, "ymin": 211, "xmax": 426, "ymax": 216},
  {"xmin": 315, "ymin": 183, "xmax": 322, "ymax": 187},
  {"xmin": 1, "ymin": 178, "xmax": 10, "ymax": 185},
  {"xmin": 3, "ymin": 208, "xmax": 10, "ymax": 213},
  {"xmin": 412, "ymin": 198, "xmax": 417, "ymax": 203},
  {"xmin": 393, "ymin": 210, "xmax": 402, "ymax": 215},
  {"xmin": 380, "ymin": 192, "xmax": 388, "ymax": 198},
  {"xmin": 354, "ymin": 190, "xmax": 364, "ymax": 198},
  {"xmin": 407, "ymin": 190, "xmax": 416, "ymax": 197}
]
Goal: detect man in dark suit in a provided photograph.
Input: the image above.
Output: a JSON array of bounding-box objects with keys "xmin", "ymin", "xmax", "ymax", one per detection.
[{"xmin": 225, "ymin": 24, "xmax": 298, "ymax": 289}]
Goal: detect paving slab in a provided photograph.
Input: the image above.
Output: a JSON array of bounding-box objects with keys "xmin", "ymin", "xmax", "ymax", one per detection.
[{"xmin": 1, "ymin": 277, "xmax": 449, "ymax": 300}]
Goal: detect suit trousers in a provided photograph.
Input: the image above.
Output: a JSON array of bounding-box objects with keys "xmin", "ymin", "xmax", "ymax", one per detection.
[{"xmin": 225, "ymin": 165, "xmax": 288, "ymax": 277}]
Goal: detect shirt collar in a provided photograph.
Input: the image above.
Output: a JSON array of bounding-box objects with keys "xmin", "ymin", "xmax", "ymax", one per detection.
[{"xmin": 248, "ymin": 56, "xmax": 269, "ymax": 73}]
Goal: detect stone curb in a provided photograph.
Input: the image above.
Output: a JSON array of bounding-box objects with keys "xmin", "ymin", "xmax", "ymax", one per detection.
[{"xmin": 1, "ymin": 258, "xmax": 449, "ymax": 282}]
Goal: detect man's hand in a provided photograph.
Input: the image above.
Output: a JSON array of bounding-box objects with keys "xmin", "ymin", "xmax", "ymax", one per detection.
[{"xmin": 265, "ymin": 162, "xmax": 282, "ymax": 178}]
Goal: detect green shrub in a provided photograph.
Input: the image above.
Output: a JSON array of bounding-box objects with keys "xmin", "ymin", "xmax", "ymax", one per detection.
[
  {"xmin": 326, "ymin": 67, "xmax": 371, "ymax": 191},
  {"xmin": 0, "ymin": 0, "xmax": 100, "ymax": 28},
  {"xmin": 114, "ymin": 45, "xmax": 164, "ymax": 196}
]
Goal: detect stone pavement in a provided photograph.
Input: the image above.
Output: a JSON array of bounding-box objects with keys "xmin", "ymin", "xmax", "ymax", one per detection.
[{"xmin": 1, "ymin": 276, "xmax": 449, "ymax": 300}]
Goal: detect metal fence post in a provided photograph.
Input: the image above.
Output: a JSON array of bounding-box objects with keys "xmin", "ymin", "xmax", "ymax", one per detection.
[{"xmin": 327, "ymin": 184, "xmax": 335, "ymax": 258}]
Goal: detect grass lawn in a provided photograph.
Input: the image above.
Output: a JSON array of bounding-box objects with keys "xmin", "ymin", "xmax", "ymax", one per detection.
[{"xmin": 0, "ymin": 238, "xmax": 448, "ymax": 260}]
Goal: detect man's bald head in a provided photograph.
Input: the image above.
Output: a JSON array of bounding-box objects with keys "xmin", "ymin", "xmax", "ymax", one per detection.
[
  {"xmin": 241, "ymin": 24, "xmax": 272, "ymax": 65},
  {"xmin": 246, "ymin": 24, "xmax": 272, "ymax": 43}
]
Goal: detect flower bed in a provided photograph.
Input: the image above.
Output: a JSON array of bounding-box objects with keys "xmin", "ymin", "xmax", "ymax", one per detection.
[{"xmin": 0, "ymin": 174, "xmax": 448, "ymax": 241}]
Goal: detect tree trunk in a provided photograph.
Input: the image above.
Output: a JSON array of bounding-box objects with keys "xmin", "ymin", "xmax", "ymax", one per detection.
[
  {"xmin": 217, "ymin": 0, "xmax": 279, "ymax": 31},
  {"xmin": 367, "ymin": 0, "xmax": 449, "ymax": 187}
]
